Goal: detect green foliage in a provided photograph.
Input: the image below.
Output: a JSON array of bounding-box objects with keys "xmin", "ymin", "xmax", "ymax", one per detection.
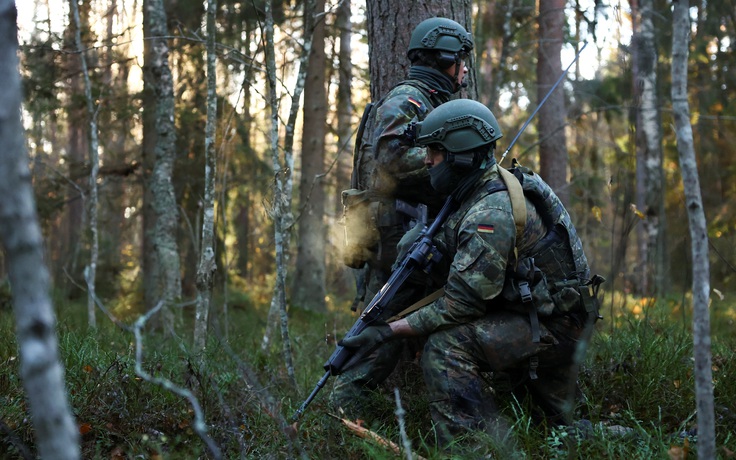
[{"xmin": 1, "ymin": 290, "xmax": 735, "ymax": 458}]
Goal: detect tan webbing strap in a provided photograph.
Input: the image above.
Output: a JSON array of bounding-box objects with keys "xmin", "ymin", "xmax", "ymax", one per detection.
[
  {"xmin": 496, "ymin": 165, "xmax": 527, "ymax": 241},
  {"xmin": 386, "ymin": 287, "xmax": 445, "ymax": 323},
  {"xmin": 497, "ymin": 165, "xmax": 540, "ymax": 379}
]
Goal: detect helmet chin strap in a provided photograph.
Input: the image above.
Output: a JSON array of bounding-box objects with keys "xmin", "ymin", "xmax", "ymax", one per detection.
[
  {"xmin": 445, "ymin": 151, "xmax": 475, "ymax": 169},
  {"xmin": 453, "ymin": 52, "xmax": 470, "ymax": 90},
  {"xmin": 453, "ymin": 54, "xmax": 462, "ymax": 91}
]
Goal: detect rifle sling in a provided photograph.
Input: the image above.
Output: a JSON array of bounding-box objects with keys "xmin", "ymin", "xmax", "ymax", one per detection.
[{"xmin": 386, "ymin": 287, "xmax": 445, "ymax": 323}]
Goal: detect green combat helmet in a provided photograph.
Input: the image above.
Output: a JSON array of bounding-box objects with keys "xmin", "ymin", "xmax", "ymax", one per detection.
[
  {"xmin": 408, "ymin": 17, "xmax": 474, "ymax": 55},
  {"xmin": 415, "ymin": 99, "xmax": 503, "ymax": 167}
]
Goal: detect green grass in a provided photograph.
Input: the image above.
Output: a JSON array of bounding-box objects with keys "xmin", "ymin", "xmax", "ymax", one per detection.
[{"xmin": 1, "ymin": 289, "xmax": 735, "ymax": 459}]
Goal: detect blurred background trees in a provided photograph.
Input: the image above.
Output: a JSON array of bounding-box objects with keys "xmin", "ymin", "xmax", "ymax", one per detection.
[{"xmin": 13, "ymin": 0, "xmax": 736, "ymax": 325}]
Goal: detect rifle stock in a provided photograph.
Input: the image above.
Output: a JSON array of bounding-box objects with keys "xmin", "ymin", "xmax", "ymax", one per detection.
[{"xmin": 292, "ymin": 196, "xmax": 456, "ymax": 421}]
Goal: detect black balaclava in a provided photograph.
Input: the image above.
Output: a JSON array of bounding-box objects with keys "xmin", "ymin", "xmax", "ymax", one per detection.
[
  {"xmin": 408, "ymin": 66, "xmax": 456, "ymax": 96},
  {"xmin": 428, "ymin": 152, "xmax": 496, "ymax": 202}
]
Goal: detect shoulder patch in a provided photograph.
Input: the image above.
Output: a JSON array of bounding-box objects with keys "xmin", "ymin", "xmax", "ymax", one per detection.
[
  {"xmin": 405, "ymin": 96, "xmax": 428, "ymax": 115},
  {"xmin": 477, "ymin": 224, "xmax": 495, "ymax": 234}
]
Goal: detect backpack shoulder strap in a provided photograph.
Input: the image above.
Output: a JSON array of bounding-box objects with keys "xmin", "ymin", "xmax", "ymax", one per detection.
[
  {"xmin": 350, "ymin": 100, "xmax": 377, "ymax": 189},
  {"xmin": 496, "ymin": 165, "xmax": 527, "ymax": 241},
  {"xmin": 350, "ymin": 81, "xmax": 414, "ymax": 189}
]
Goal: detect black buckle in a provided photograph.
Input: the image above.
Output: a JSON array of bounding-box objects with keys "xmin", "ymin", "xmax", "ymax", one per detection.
[{"xmin": 519, "ymin": 281, "xmax": 532, "ymax": 303}]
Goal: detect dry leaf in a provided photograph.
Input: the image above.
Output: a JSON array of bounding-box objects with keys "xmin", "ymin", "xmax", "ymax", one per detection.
[
  {"xmin": 110, "ymin": 446, "xmax": 125, "ymax": 460},
  {"xmin": 79, "ymin": 423, "xmax": 93, "ymax": 435},
  {"xmin": 668, "ymin": 446, "xmax": 685, "ymax": 460},
  {"xmin": 592, "ymin": 206, "xmax": 602, "ymax": 223},
  {"xmin": 629, "ymin": 203, "xmax": 645, "ymax": 219}
]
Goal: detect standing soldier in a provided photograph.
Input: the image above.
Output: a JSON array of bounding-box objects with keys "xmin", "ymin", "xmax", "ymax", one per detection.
[
  {"xmin": 343, "ymin": 16, "xmax": 474, "ymax": 301},
  {"xmin": 337, "ymin": 99, "xmax": 602, "ymax": 453}
]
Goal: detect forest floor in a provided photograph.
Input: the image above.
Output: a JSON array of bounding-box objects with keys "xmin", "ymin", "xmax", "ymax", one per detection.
[{"xmin": 1, "ymin": 287, "xmax": 735, "ymax": 459}]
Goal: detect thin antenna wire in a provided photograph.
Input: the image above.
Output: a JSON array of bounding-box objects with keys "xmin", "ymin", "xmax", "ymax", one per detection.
[{"xmin": 499, "ymin": 41, "xmax": 588, "ymax": 165}]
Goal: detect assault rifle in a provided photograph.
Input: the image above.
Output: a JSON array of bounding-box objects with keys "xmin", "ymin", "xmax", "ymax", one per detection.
[{"xmin": 292, "ymin": 195, "xmax": 456, "ymax": 421}]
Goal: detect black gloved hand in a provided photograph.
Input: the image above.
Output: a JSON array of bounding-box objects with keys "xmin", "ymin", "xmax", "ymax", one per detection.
[
  {"xmin": 392, "ymin": 223, "xmax": 424, "ymax": 272},
  {"xmin": 339, "ymin": 322, "xmax": 394, "ymax": 352}
]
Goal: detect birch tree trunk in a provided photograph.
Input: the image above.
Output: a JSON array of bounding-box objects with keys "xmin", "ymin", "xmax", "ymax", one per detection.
[
  {"xmin": 194, "ymin": 0, "xmax": 219, "ymax": 356},
  {"xmin": 260, "ymin": 0, "xmax": 318, "ymax": 386},
  {"xmin": 537, "ymin": 0, "xmax": 569, "ymax": 205},
  {"xmin": 0, "ymin": 1, "xmax": 80, "ymax": 455},
  {"xmin": 147, "ymin": 0, "xmax": 182, "ymax": 331},
  {"xmin": 292, "ymin": 0, "xmax": 327, "ymax": 312},
  {"xmin": 671, "ymin": 2, "xmax": 715, "ymax": 457},
  {"xmin": 632, "ymin": 0, "xmax": 666, "ymax": 296},
  {"xmin": 70, "ymin": 0, "xmax": 100, "ymax": 329}
]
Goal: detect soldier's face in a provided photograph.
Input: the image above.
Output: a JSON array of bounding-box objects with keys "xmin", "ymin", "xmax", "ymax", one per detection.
[
  {"xmin": 444, "ymin": 58, "xmax": 468, "ymax": 86},
  {"xmin": 425, "ymin": 147, "xmax": 446, "ymax": 168}
]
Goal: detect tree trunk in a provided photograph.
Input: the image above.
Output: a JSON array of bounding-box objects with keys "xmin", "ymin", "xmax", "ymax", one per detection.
[
  {"xmin": 671, "ymin": 2, "xmax": 715, "ymax": 458},
  {"xmin": 69, "ymin": 0, "xmax": 100, "ymax": 329},
  {"xmin": 365, "ymin": 0, "xmax": 475, "ymax": 101},
  {"xmin": 194, "ymin": 0, "xmax": 219, "ymax": 356},
  {"xmin": 632, "ymin": 0, "xmax": 666, "ymax": 296},
  {"xmin": 0, "ymin": 1, "xmax": 80, "ymax": 455},
  {"xmin": 99, "ymin": 0, "xmax": 128, "ymax": 296},
  {"xmin": 260, "ymin": 0, "xmax": 318, "ymax": 387},
  {"xmin": 292, "ymin": 0, "xmax": 327, "ymax": 312},
  {"xmin": 147, "ymin": 0, "xmax": 182, "ymax": 332},
  {"xmin": 142, "ymin": 0, "xmax": 161, "ymax": 314},
  {"xmin": 363, "ymin": 0, "xmax": 474, "ymax": 392},
  {"xmin": 332, "ymin": 0, "xmax": 355, "ymax": 296},
  {"xmin": 63, "ymin": 3, "xmax": 89, "ymax": 299},
  {"xmin": 478, "ymin": 1, "xmax": 515, "ymax": 115},
  {"xmin": 235, "ymin": 27, "xmax": 254, "ymax": 281},
  {"xmin": 537, "ymin": 0, "xmax": 569, "ymax": 205}
]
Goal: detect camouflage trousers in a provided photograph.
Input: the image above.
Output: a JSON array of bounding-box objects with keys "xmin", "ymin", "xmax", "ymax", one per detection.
[
  {"xmin": 421, "ymin": 309, "xmax": 585, "ymax": 447},
  {"xmin": 330, "ymin": 309, "xmax": 585, "ymax": 442}
]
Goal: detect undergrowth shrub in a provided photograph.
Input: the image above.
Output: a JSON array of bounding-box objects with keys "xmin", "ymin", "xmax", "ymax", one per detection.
[{"xmin": 0, "ymin": 289, "xmax": 735, "ymax": 459}]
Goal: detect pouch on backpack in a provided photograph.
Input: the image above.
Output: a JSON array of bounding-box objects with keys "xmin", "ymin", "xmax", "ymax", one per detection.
[{"xmin": 341, "ymin": 189, "xmax": 380, "ymax": 268}]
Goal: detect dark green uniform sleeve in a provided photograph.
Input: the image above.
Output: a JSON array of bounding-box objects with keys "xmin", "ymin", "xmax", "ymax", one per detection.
[{"xmin": 405, "ymin": 195, "xmax": 517, "ymax": 335}]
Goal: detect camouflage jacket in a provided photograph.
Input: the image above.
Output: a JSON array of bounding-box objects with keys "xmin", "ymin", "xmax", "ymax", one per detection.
[
  {"xmin": 405, "ymin": 164, "xmax": 588, "ymax": 335},
  {"xmin": 356, "ymin": 78, "xmax": 451, "ymax": 214}
]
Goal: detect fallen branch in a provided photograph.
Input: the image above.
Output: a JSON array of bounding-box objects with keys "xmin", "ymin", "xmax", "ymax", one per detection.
[{"xmin": 330, "ymin": 414, "xmax": 427, "ymax": 460}]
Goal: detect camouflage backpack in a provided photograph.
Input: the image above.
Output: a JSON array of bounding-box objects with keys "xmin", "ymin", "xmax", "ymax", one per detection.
[{"xmin": 341, "ymin": 80, "xmax": 438, "ymax": 268}]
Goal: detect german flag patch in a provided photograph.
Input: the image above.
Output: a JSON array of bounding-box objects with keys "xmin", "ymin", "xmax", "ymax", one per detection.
[
  {"xmin": 477, "ymin": 224, "xmax": 495, "ymax": 234},
  {"xmin": 407, "ymin": 97, "xmax": 422, "ymax": 109}
]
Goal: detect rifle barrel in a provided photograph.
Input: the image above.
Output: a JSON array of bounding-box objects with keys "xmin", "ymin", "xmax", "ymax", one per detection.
[{"xmin": 292, "ymin": 370, "xmax": 331, "ymax": 421}]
